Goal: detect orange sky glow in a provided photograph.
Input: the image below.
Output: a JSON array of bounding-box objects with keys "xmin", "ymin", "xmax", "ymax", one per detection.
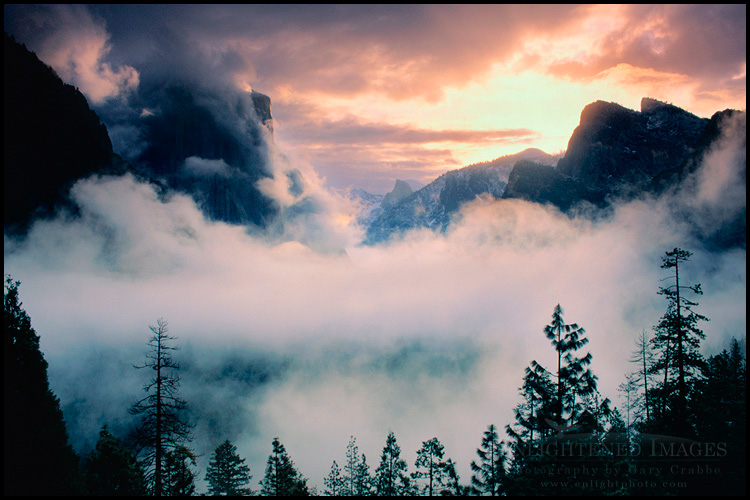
[{"xmin": 5, "ymin": 4, "xmax": 746, "ymax": 193}]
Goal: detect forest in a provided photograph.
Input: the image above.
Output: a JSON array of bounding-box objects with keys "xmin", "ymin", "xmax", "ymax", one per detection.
[{"xmin": 4, "ymin": 248, "xmax": 745, "ymax": 496}]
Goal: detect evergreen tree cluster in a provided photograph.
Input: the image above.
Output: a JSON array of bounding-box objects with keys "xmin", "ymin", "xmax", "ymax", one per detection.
[{"xmin": 3, "ymin": 249, "xmax": 745, "ymax": 496}]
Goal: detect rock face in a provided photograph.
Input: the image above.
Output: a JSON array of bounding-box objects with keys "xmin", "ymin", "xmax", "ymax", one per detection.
[
  {"xmin": 381, "ymin": 180, "xmax": 414, "ymax": 210},
  {"xmin": 503, "ymin": 98, "xmax": 745, "ymax": 249},
  {"xmin": 3, "ymin": 33, "xmax": 279, "ymax": 232},
  {"xmin": 504, "ymin": 98, "xmax": 711, "ymax": 209},
  {"xmin": 365, "ymin": 149, "xmax": 555, "ymax": 244},
  {"xmin": 3, "ymin": 33, "xmax": 124, "ymax": 233},
  {"xmin": 132, "ymin": 85, "xmax": 278, "ymax": 227}
]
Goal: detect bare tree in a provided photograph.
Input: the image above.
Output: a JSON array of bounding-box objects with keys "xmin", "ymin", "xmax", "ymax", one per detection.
[{"xmin": 128, "ymin": 318, "xmax": 193, "ymax": 496}]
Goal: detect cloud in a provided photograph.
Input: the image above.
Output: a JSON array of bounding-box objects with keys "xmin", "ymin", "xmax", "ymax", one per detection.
[
  {"xmin": 4, "ymin": 112, "xmax": 745, "ymax": 489},
  {"xmin": 2, "ymin": 4, "xmax": 745, "ymax": 492},
  {"xmin": 5, "ymin": 4, "xmax": 743, "ymax": 193},
  {"xmin": 4, "ymin": 4, "xmax": 139, "ymax": 104},
  {"xmin": 521, "ymin": 4, "xmax": 747, "ymax": 112},
  {"xmin": 182, "ymin": 156, "xmax": 233, "ymax": 178}
]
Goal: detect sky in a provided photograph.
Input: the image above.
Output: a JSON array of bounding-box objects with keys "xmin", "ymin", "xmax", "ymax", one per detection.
[
  {"xmin": 3, "ymin": 4, "xmax": 747, "ymax": 494},
  {"xmin": 4, "ymin": 4, "xmax": 746, "ymax": 193}
]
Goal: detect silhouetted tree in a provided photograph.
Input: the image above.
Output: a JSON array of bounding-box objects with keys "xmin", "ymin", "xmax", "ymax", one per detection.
[
  {"xmin": 356, "ymin": 453, "xmax": 374, "ymax": 495},
  {"xmin": 629, "ymin": 329, "xmax": 655, "ymax": 425},
  {"xmin": 129, "ymin": 318, "xmax": 193, "ymax": 496},
  {"xmin": 259, "ymin": 437, "xmax": 309, "ymax": 496},
  {"xmin": 543, "ymin": 304, "xmax": 597, "ymax": 426},
  {"xmin": 4, "ymin": 275, "xmax": 82, "ymax": 495},
  {"xmin": 412, "ymin": 437, "xmax": 459, "ymax": 496},
  {"xmin": 84, "ymin": 425, "xmax": 147, "ymax": 496},
  {"xmin": 206, "ymin": 439, "xmax": 253, "ymax": 495},
  {"xmin": 162, "ymin": 445, "xmax": 198, "ymax": 496},
  {"xmin": 470, "ymin": 424, "xmax": 506, "ymax": 496},
  {"xmin": 323, "ymin": 460, "xmax": 345, "ymax": 496},
  {"xmin": 689, "ymin": 338, "xmax": 746, "ymax": 495},
  {"xmin": 506, "ymin": 360, "xmax": 555, "ymax": 447},
  {"xmin": 651, "ymin": 248, "xmax": 708, "ymax": 435},
  {"xmin": 618, "ymin": 372, "xmax": 641, "ymax": 443},
  {"xmin": 341, "ymin": 436, "xmax": 373, "ymax": 496},
  {"xmin": 344, "ymin": 436, "xmax": 360, "ymax": 496},
  {"xmin": 374, "ymin": 431, "xmax": 411, "ymax": 495}
]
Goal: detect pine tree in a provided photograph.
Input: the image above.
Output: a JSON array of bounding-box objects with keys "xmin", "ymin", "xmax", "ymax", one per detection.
[
  {"xmin": 506, "ymin": 360, "xmax": 555, "ymax": 447},
  {"xmin": 412, "ymin": 437, "xmax": 459, "ymax": 496},
  {"xmin": 690, "ymin": 339, "xmax": 746, "ymax": 495},
  {"xmin": 128, "ymin": 318, "xmax": 194, "ymax": 496},
  {"xmin": 4, "ymin": 275, "xmax": 82, "ymax": 495},
  {"xmin": 206, "ymin": 439, "xmax": 253, "ymax": 496},
  {"xmin": 344, "ymin": 436, "xmax": 360, "ymax": 496},
  {"xmin": 84, "ymin": 426, "xmax": 147, "ymax": 495},
  {"xmin": 355, "ymin": 453, "xmax": 374, "ymax": 495},
  {"xmin": 162, "ymin": 445, "xmax": 198, "ymax": 496},
  {"xmin": 323, "ymin": 460, "xmax": 345, "ymax": 496},
  {"xmin": 470, "ymin": 424, "xmax": 506, "ymax": 496},
  {"xmin": 543, "ymin": 304, "xmax": 597, "ymax": 427},
  {"xmin": 374, "ymin": 431, "xmax": 410, "ymax": 495},
  {"xmin": 651, "ymin": 248, "xmax": 708, "ymax": 435},
  {"xmin": 618, "ymin": 373, "xmax": 641, "ymax": 444},
  {"xmin": 629, "ymin": 329, "xmax": 655, "ymax": 425},
  {"xmin": 259, "ymin": 437, "xmax": 309, "ymax": 496}
]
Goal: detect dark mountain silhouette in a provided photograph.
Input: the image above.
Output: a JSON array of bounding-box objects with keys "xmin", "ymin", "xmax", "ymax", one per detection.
[
  {"xmin": 502, "ymin": 98, "xmax": 746, "ymax": 249},
  {"xmin": 3, "ymin": 33, "xmax": 126, "ymax": 234},
  {"xmin": 130, "ymin": 83, "xmax": 278, "ymax": 227},
  {"xmin": 3, "ymin": 32, "xmax": 279, "ymax": 232}
]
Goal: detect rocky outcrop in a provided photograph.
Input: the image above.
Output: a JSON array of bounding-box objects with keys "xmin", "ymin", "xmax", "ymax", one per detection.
[
  {"xmin": 503, "ymin": 98, "xmax": 745, "ymax": 249},
  {"xmin": 381, "ymin": 180, "xmax": 414, "ymax": 210},
  {"xmin": 132, "ymin": 84, "xmax": 279, "ymax": 227},
  {"xmin": 504, "ymin": 98, "xmax": 712, "ymax": 210}
]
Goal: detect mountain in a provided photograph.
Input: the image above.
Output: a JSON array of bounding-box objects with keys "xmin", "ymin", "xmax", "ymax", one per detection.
[
  {"xmin": 3, "ymin": 33, "xmax": 126, "ymax": 234},
  {"xmin": 503, "ymin": 98, "xmax": 711, "ymax": 208},
  {"xmin": 129, "ymin": 83, "xmax": 278, "ymax": 227},
  {"xmin": 502, "ymin": 98, "xmax": 746, "ymax": 249},
  {"xmin": 3, "ymin": 32, "xmax": 279, "ymax": 233},
  {"xmin": 364, "ymin": 148, "xmax": 556, "ymax": 244},
  {"xmin": 381, "ymin": 180, "xmax": 414, "ymax": 210}
]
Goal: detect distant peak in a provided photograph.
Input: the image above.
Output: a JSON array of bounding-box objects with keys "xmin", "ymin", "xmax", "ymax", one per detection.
[{"xmin": 381, "ymin": 179, "xmax": 414, "ymax": 209}]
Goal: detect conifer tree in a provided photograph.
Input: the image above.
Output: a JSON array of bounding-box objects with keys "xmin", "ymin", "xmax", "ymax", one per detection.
[
  {"xmin": 4, "ymin": 276, "xmax": 82, "ymax": 495},
  {"xmin": 129, "ymin": 318, "xmax": 194, "ymax": 496},
  {"xmin": 689, "ymin": 339, "xmax": 746, "ymax": 495},
  {"xmin": 412, "ymin": 437, "xmax": 459, "ymax": 496},
  {"xmin": 206, "ymin": 439, "xmax": 253, "ymax": 496},
  {"xmin": 506, "ymin": 361, "xmax": 555, "ymax": 447},
  {"xmin": 629, "ymin": 329, "xmax": 655, "ymax": 425},
  {"xmin": 344, "ymin": 436, "xmax": 360, "ymax": 496},
  {"xmin": 470, "ymin": 424, "xmax": 506, "ymax": 496},
  {"xmin": 651, "ymin": 248, "xmax": 708, "ymax": 434},
  {"xmin": 84, "ymin": 426, "xmax": 147, "ymax": 496},
  {"xmin": 543, "ymin": 304, "xmax": 597, "ymax": 426},
  {"xmin": 374, "ymin": 431, "xmax": 410, "ymax": 495},
  {"xmin": 259, "ymin": 437, "xmax": 309, "ymax": 496},
  {"xmin": 162, "ymin": 445, "xmax": 198, "ymax": 496},
  {"xmin": 618, "ymin": 373, "xmax": 641, "ymax": 443},
  {"xmin": 355, "ymin": 453, "xmax": 374, "ymax": 495},
  {"xmin": 323, "ymin": 460, "xmax": 345, "ymax": 496}
]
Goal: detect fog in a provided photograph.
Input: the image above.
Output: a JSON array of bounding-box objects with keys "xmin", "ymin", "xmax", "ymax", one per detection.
[
  {"xmin": 4, "ymin": 111, "xmax": 745, "ymax": 491},
  {"xmin": 2, "ymin": 5, "xmax": 745, "ymax": 490}
]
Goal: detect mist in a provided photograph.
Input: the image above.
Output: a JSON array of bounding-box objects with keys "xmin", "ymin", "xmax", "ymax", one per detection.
[{"xmin": 3, "ymin": 108, "xmax": 745, "ymax": 491}]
